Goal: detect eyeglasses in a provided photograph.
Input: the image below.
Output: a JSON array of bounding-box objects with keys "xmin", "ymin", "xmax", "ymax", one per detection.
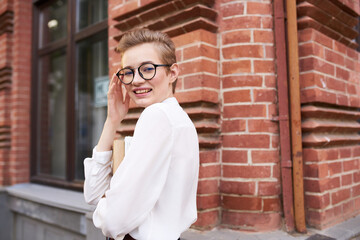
[{"xmin": 116, "ymin": 63, "xmax": 171, "ymax": 85}]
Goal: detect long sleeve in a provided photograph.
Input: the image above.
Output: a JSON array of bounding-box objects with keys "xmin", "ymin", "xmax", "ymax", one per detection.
[
  {"xmin": 83, "ymin": 147, "xmax": 113, "ymax": 205},
  {"xmin": 92, "ymin": 105, "xmax": 173, "ymax": 238}
]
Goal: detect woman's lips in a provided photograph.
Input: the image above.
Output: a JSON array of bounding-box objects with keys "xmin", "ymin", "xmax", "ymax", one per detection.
[{"xmin": 133, "ymin": 88, "xmax": 152, "ymax": 96}]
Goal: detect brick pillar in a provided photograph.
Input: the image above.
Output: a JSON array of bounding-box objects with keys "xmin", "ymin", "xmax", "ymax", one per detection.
[
  {"xmin": 108, "ymin": 0, "xmax": 220, "ymax": 230},
  {"xmin": 297, "ymin": 0, "xmax": 360, "ymax": 229},
  {"xmin": 8, "ymin": 0, "xmax": 32, "ymax": 184},
  {"xmin": 0, "ymin": 0, "xmax": 13, "ymax": 186},
  {"xmin": 219, "ymin": 0, "xmax": 282, "ymax": 231}
]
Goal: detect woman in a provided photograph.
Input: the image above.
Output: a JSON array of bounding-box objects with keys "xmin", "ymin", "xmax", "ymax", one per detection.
[{"xmin": 83, "ymin": 29, "xmax": 199, "ymax": 240}]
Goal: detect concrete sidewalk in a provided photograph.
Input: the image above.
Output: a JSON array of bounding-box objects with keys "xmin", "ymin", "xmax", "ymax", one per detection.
[{"xmin": 181, "ymin": 215, "xmax": 360, "ymax": 240}]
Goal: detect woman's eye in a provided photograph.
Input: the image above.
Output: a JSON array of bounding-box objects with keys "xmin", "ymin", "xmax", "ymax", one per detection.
[{"xmin": 143, "ymin": 67, "xmax": 154, "ymax": 72}]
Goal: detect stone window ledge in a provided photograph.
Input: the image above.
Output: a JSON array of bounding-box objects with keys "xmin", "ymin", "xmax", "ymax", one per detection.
[{"xmin": 6, "ymin": 183, "xmax": 94, "ymax": 213}]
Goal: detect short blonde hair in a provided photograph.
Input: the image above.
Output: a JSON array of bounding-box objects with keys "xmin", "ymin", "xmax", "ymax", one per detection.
[{"xmin": 116, "ymin": 29, "xmax": 177, "ymax": 93}]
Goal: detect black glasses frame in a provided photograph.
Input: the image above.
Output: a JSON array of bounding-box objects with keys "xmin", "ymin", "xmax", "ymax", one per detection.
[{"xmin": 116, "ymin": 63, "xmax": 171, "ymax": 85}]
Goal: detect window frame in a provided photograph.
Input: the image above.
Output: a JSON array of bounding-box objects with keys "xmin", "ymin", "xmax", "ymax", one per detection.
[{"xmin": 31, "ymin": 0, "xmax": 108, "ymax": 190}]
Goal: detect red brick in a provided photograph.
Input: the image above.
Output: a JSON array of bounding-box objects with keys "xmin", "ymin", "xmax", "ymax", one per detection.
[
  {"xmin": 183, "ymin": 44, "xmax": 219, "ymax": 60},
  {"xmin": 222, "ymin": 30, "xmax": 251, "ymax": 45},
  {"xmin": 222, "ymin": 150, "xmax": 247, "ymax": 163},
  {"xmin": 331, "ymin": 188, "xmax": 351, "ymax": 205},
  {"xmin": 254, "ymin": 60, "xmax": 274, "ymax": 73},
  {"xmin": 179, "ymin": 58, "xmax": 217, "ymax": 75},
  {"xmin": 173, "ymin": 29, "xmax": 217, "ymax": 48},
  {"xmin": 299, "ymin": 72, "xmax": 325, "ymax": 89},
  {"xmin": 264, "ymin": 75, "xmax": 276, "ymax": 88},
  {"xmin": 183, "ymin": 74, "xmax": 220, "ymax": 89},
  {"xmin": 222, "ymin": 60, "xmax": 251, "ymax": 74},
  {"xmin": 223, "ymin": 89, "xmax": 251, "ymax": 103},
  {"xmin": 354, "ymin": 146, "xmax": 360, "ymax": 157},
  {"xmin": 258, "ymin": 181, "xmax": 281, "ymax": 196},
  {"xmin": 223, "ymin": 105, "xmax": 267, "ymax": 118},
  {"xmin": 305, "ymin": 193, "xmax": 330, "ymax": 209},
  {"xmin": 197, "ymin": 179, "xmax": 219, "ymax": 194},
  {"xmin": 325, "ymin": 49, "xmax": 345, "ymax": 65},
  {"xmin": 265, "ymin": 45, "xmax": 274, "ymax": 58},
  {"xmin": 175, "ymin": 89, "xmax": 218, "ymax": 104},
  {"xmin": 261, "ymin": 16, "xmax": 273, "ymax": 29},
  {"xmin": 193, "ymin": 210, "xmax": 219, "ymax": 228},
  {"xmin": 222, "ymin": 75, "xmax": 262, "ymax": 88},
  {"xmin": 353, "ymin": 172, "xmax": 360, "ymax": 183},
  {"xmin": 336, "ymin": 67, "xmax": 350, "ymax": 81},
  {"xmin": 223, "ymin": 195, "xmax": 262, "ymax": 210},
  {"xmin": 271, "ymin": 135, "xmax": 279, "ymax": 149},
  {"xmin": 304, "ymin": 163, "xmax": 329, "ymax": 178},
  {"xmin": 221, "ymin": 2, "xmax": 245, "ymax": 17},
  {"xmin": 220, "ymin": 180, "xmax": 255, "ymax": 195},
  {"xmin": 222, "ymin": 119, "xmax": 246, "ymax": 133},
  {"xmin": 341, "ymin": 173, "xmax": 352, "ymax": 186},
  {"xmin": 300, "ymin": 57, "xmax": 335, "ymax": 76},
  {"xmin": 347, "ymin": 84, "xmax": 357, "ymax": 95},
  {"xmin": 223, "ymin": 45, "xmax": 264, "ymax": 59},
  {"xmin": 299, "ymin": 42, "xmax": 324, "ymax": 58},
  {"xmin": 223, "ymin": 165, "xmax": 271, "ymax": 178},
  {"xmin": 199, "ymin": 164, "xmax": 221, "ymax": 179},
  {"xmin": 304, "ymin": 177, "xmax": 340, "ymax": 193},
  {"xmin": 251, "ymin": 150, "xmax": 279, "ymax": 163},
  {"xmin": 263, "ymin": 198, "xmax": 281, "ymax": 212},
  {"xmin": 253, "ymin": 89, "xmax": 277, "ymax": 103},
  {"xmin": 328, "ymin": 162, "xmax": 342, "ymax": 176},
  {"xmin": 247, "ymin": 2, "xmax": 272, "ymax": 15},
  {"xmin": 301, "ymin": 88, "xmax": 337, "ymax": 105},
  {"xmin": 342, "ymin": 200, "xmax": 355, "ymax": 218},
  {"xmin": 222, "ymin": 134, "xmax": 270, "ymax": 148},
  {"xmin": 197, "ymin": 194, "xmax": 220, "ymax": 210},
  {"xmin": 254, "ymin": 30, "xmax": 274, "ymax": 43},
  {"xmin": 343, "ymin": 159, "xmax": 359, "ymax": 172},
  {"xmin": 248, "ymin": 119, "xmax": 278, "ymax": 133},
  {"xmin": 326, "ymin": 77, "xmax": 346, "ymax": 92},
  {"xmin": 353, "ymin": 184, "xmax": 360, "ymax": 197},
  {"xmin": 313, "ymin": 31, "xmax": 333, "ymax": 48},
  {"xmin": 221, "ymin": 16, "xmax": 262, "ymax": 31},
  {"xmin": 221, "ymin": 211, "xmax": 281, "ymax": 231}
]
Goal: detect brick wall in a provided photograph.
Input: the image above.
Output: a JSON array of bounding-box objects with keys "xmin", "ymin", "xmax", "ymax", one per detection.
[
  {"xmin": 219, "ymin": 0, "xmax": 282, "ymax": 231},
  {"xmin": 297, "ymin": 0, "xmax": 360, "ymax": 229},
  {"xmin": 0, "ymin": 0, "xmax": 31, "ymax": 185},
  {"xmin": 0, "ymin": 0, "xmax": 13, "ymax": 185}
]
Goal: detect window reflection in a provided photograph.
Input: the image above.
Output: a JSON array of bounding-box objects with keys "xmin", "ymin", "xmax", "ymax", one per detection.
[
  {"xmin": 77, "ymin": 0, "xmax": 107, "ymax": 30},
  {"xmin": 39, "ymin": 0, "xmax": 67, "ymax": 47},
  {"xmin": 76, "ymin": 31, "xmax": 108, "ymax": 179},
  {"xmin": 38, "ymin": 49, "xmax": 67, "ymax": 179}
]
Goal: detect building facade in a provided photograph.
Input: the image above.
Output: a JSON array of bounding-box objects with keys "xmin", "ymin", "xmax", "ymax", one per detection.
[{"xmin": 0, "ymin": 0, "xmax": 359, "ymax": 239}]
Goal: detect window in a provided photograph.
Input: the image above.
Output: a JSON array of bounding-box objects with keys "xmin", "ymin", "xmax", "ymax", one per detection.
[{"xmin": 32, "ymin": 0, "xmax": 108, "ymax": 189}]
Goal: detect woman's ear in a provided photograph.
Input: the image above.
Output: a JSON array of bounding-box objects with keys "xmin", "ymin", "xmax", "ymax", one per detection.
[{"xmin": 169, "ymin": 63, "xmax": 179, "ymax": 84}]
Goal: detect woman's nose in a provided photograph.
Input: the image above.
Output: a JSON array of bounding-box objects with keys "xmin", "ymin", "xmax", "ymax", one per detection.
[{"xmin": 132, "ymin": 70, "xmax": 145, "ymax": 85}]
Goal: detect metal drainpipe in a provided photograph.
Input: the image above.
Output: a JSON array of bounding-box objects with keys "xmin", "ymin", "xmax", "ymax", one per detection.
[
  {"xmin": 273, "ymin": 0, "xmax": 295, "ymax": 232},
  {"xmin": 285, "ymin": 0, "xmax": 307, "ymax": 233}
]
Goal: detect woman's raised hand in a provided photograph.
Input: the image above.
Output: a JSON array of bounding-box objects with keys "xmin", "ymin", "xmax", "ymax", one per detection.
[
  {"xmin": 96, "ymin": 72, "xmax": 130, "ymax": 152},
  {"xmin": 107, "ymin": 72, "xmax": 130, "ymax": 127}
]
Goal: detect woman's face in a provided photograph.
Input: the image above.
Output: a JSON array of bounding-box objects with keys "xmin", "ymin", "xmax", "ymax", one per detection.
[{"xmin": 121, "ymin": 43, "xmax": 178, "ymax": 108}]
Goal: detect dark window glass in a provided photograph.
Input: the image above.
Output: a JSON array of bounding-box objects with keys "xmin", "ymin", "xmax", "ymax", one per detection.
[
  {"xmin": 38, "ymin": 49, "xmax": 67, "ymax": 178},
  {"xmin": 76, "ymin": 32, "xmax": 108, "ymax": 179},
  {"xmin": 77, "ymin": 0, "xmax": 107, "ymax": 30},
  {"xmin": 39, "ymin": 0, "xmax": 68, "ymax": 47},
  {"xmin": 33, "ymin": 0, "xmax": 108, "ymax": 188}
]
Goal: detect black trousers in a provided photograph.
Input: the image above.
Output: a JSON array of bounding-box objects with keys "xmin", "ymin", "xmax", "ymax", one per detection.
[{"xmin": 106, "ymin": 235, "xmax": 180, "ymax": 240}]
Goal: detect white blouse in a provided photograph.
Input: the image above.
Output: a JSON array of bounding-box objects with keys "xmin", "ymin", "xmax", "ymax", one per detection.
[{"xmin": 83, "ymin": 97, "xmax": 199, "ymax": 240}]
